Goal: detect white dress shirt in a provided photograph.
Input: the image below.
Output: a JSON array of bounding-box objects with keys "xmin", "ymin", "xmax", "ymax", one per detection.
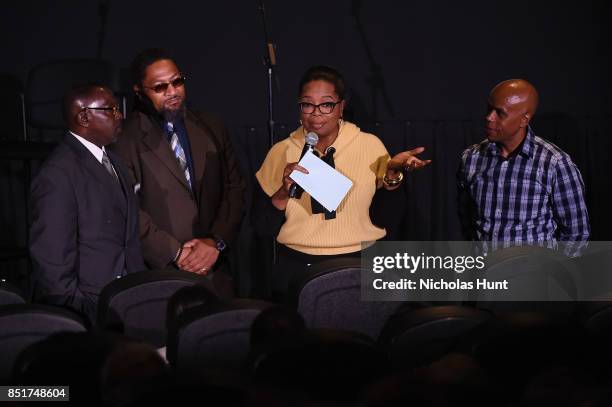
[{"xmin": 70, "ymin": 131, "xmax": 118, "ymax": 178}]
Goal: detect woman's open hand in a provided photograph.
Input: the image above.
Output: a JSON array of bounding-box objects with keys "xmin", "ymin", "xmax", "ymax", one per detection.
[{"xmin": 388, "ymin": 147, "xmax": 432, "ymax": 173}]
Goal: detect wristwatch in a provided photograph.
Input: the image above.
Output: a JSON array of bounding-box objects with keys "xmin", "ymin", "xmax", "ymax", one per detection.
[{"xmin": 213, "ymin": 236, "xmax": 227, "ymax": 252}]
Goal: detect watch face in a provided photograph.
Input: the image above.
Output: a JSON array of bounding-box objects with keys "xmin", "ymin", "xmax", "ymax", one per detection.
[{"xmin": 216, "ymin": 239, "xmax": 226, "ymax": 252}]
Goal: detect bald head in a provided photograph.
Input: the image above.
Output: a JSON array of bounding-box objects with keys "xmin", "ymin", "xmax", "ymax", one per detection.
[
  {"xmin": 63, "ymin": 84, "xmax": 111, "ymax": 128},
  {"xmin": 484, "ymin": 79, "xmax": 540, "ymax": 157},
  {"xmin": 63, "ymin": 84, "xmax": 122, "ymax": 147},
  {"xmin": 489, "ymin": 79, "xmax": 539, "ymax": 119}
]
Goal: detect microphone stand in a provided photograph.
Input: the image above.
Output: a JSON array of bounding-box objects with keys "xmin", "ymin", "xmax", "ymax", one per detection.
[
  {"xmin": 258, "ymin": 0, "xmax": 277, "ymax": 148},
  {"xmin": 258, "ymin": 0, "xmax": 279, "ymax": 272},
  {"xmin": 351, "ymin": 0, "xmax": 395, "ymax": 121}
]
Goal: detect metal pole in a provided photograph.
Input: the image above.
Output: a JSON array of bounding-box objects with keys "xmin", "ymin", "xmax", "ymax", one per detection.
[
  {"xmin": 259, "ymin": 0, "xmax": 276, "ymax": 148},
  {"xmin": 258, "ymin": 1, "xmax": 278, "ymax": 270},
  {"xmin": 20, "ymin": 93, "xmax": 27, "ymax": 141}
]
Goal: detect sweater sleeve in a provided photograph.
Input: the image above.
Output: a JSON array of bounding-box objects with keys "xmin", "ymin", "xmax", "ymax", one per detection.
[{"xmin": 255, "ymin": 142, "xmax": 289, "ymax": 197}]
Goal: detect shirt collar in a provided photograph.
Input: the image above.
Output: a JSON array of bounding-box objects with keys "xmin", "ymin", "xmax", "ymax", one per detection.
[
  {"xmin": 162, "ymin": 117, "xmax": 185, "ymax": 135},
  {"xmin": 485, "ymin": 126, "xmax": 535, "ymax": 159},
  {"xmin": 70, "ymin": 131, "xmax": 105, "ymax": 163},
  {"xmin": 519, "ymin": 126, "xmax": 536, "ymax": 159}
]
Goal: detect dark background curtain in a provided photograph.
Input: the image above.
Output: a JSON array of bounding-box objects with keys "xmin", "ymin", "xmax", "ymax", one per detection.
[{"xmin": 1, "ymin": 0, "xmax": 610, "ymax": 296}]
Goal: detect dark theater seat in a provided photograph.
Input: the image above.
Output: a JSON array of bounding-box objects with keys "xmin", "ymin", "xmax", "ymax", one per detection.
[
  {"xmin": 167, "ymin": 298, "xmax": 274, "ymax": 372},
  {"xmin": 0, "ymin": 304, "xmax": 87, "ymax": 381},
  {"xmin": 378, "ymin": 305, "xmax": 492, "ymax": 368},
  {"xmin": 288, "ymin": 257, "xmax": 403, "ymax": 340},
  {"xmin": 0, "ymin": 280, "xmax": 27, "ymax": 306},
  {"xmin": 97, "ymin": 270, "xmax": 207, "ymax": 347}
]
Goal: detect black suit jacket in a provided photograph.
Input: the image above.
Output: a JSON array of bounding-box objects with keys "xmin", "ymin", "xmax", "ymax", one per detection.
[
  {"xmin": 109, "ymin": 110, "xmax": 246, "ymax": 269},
  {"xmin": 29, "ymin": 133, "xmax": 146, "ymax": 321}
]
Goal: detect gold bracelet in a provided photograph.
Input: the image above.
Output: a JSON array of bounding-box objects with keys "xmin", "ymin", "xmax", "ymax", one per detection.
[{"xmin": 383, "ymin": 171, "xmax": 404, "ymax": 186}]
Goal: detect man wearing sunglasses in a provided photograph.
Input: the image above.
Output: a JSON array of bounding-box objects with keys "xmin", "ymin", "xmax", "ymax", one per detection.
[
  {"xmin": 30, "ymin": 84, "xmax": 146, "ymax": 322},
  {"xmin": 110, "ymin": 48, "xmax": 245, "ymax": 297}
]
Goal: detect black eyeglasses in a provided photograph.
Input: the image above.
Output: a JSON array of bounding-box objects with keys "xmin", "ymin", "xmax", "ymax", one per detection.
[
  {"xmin": 82, "ymin": 106, "xmax": 122, "ymax": 116},
  {"xmin": 298, "ymin": 100, "xmax": 342, "ymax": 114},
  {"xmin": 143, "ymin": 76, "xmax": 186, "ymax": 94}
]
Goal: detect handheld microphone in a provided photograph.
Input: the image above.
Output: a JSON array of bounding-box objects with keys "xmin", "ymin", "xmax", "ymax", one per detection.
[{"xmin": 288, "ymin": 132, "xmax": 318, "ymax": 198}]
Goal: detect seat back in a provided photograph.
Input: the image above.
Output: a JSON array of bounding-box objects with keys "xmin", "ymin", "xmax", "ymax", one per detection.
[
  {"xmin": 168, "ymin": 299, "xmax": 274, "ymax": 372},
  {"xmin": 0, "ymin": 280, "xmax": 27, "ymax": 305},
  {"xmin": 166, "ymin": 284, "xmax": 220, "ymax": 342},
  {"xmin": 476, "ymin": 245, "xmax": 578, "ymax": 316},
  {"xmin": 378, "ymin": 305, "xmax": 492, "ymax": 368},
  {"xmin": 289, "ymin": 258, "xmax": 403, "ymax": 340},
  {"xmin": 0, "ymin": 304, "xmax": 87, "ymax": 380},
  {"xmin": 97, "ymin": 270, "xmax": 207, "ymax": 347},
  {"xmin": 582, "ymin": 301, "xmax": 612, "ymax": 336}
]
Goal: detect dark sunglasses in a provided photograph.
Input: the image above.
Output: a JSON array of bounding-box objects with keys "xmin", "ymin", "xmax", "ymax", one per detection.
[{"xmin": 142, "ymin": 76, "xmax": 186, "ymax": 94}]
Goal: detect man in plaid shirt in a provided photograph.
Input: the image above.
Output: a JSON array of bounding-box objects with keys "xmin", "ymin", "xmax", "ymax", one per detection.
[{"xmin": 458, "ymin": 79, "xmax": 590, "ymax": 257}]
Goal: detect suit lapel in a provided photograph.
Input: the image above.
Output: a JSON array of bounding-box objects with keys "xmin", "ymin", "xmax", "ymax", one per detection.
[
  {"xmin": 65, "ymin": 134, "xmax": 127, "ymax": 218},
  {"xmin": 139, "ymin": 114, "xmax": 191, "ymax": 192},
  {"xmin": 185, "ymin": 111, "xmax": 216, "ymax": 202},
  {"xmin": 108, "ymin": 150, "xmax": 134, "ymax": 240},
  {"xmin": 107, "ymin": 150, "xmax": 129, "ymax": 213}
]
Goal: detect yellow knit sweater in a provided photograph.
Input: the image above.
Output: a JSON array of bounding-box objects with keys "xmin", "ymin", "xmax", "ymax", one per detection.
[{"xmin": 255, "ymin": 121, "xmax": 390, "ymax": 255}]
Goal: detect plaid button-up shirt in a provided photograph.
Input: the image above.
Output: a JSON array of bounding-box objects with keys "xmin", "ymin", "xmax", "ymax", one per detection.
[{"xmin": 457, "ymin": 128, "xmax": 590, "ymax": 256}]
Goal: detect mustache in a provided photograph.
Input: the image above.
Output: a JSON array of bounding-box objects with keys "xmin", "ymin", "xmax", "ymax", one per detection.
[{"xmin": 165, "ymin": 95, "xmax": 183, "ymax": 103}]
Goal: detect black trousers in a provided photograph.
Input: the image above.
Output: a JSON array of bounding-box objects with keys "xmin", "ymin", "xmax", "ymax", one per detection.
[{"xmin": 272, "ymin": 244, "xmax": 361, "ymax": 302}]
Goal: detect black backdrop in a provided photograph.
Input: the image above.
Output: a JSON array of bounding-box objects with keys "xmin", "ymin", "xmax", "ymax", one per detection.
[{"xmin": 1, "ymin": 1, "xmax": 610, "ymax": 296}]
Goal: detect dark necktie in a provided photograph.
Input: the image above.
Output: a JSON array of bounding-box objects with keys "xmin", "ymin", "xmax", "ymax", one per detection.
[
  {"xmin": 166, "ymin": 122, "xmax": 192, "ymax": 190},
  {"xmin": 102, "ymin": 150, "xmax": 119, "ymax": 183},
  {"xmin": 311, "ymin": 147, "xmax": 336, "ymax": 220}
]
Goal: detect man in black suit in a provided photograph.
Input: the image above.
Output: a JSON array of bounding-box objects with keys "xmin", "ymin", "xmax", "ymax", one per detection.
[{"xmin": 29, "ymin": 84, "xmax": 146, "ymax": 322}]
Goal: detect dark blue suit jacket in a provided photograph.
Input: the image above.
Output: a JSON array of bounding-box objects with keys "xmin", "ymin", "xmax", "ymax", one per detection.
[{"xmin": 29, "ymin": 133, "xmax": 146, "ymax": 321}]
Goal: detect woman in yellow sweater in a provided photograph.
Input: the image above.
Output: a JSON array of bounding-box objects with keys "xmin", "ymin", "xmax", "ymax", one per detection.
[{"xmin": 255, "ymin": 65, "xmax": 430, "ymax": 298}]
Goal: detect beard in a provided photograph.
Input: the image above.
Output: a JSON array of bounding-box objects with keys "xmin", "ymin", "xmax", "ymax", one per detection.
[
  {"xmin": 133, "ymin": 93, "xmax": 186, "ymax": 123},
  {"xmin": 161, "ymin": 97, "xmax": 186, "ymax": 122}
]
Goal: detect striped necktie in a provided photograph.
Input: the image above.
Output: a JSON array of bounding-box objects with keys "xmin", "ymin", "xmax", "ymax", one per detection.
[{"xmin": 166, "ymin": 122, "xmax": 192, "ymax": 190}]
